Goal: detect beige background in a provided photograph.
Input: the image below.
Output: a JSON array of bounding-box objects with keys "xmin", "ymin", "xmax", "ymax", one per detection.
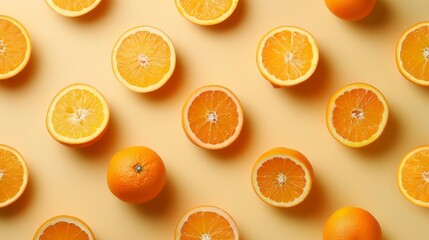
[{"xmin": 1, "ymin": 0, "xmax": 429, "ymax": 239}]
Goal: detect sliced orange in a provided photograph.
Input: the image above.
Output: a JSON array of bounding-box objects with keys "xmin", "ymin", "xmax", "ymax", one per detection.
[
  {"xmin": 45, "ymin": 0, "xmax": 102, "ymax": 17},
  {"xmin": 251, "ymin": 147, "xmax": 314, "ymax": 207},
  {"xmin": 175, "ymin": 206, "xmax": 239, "ymax": 240},
  {"xmin": 0, "ymin": 144, "xmax": 28, "ymax": 208},
  {"xmin": 46, "ymin": 83, "xmax": 110, "ymax": 147},
  {"xmin": 256, "ymin": 26, "xmax": 319, "ymax": 87},
  {"xmin": 397, "ymin": 145, "xmax": 429, "ymax": 208},
  {"xmin": 175, "ymin": 0, "xmax": 239, "ymax": 26},
  {"xmin": 396, "ymin": 21, "xmax": 429, "ymax": 86},
  {"xmin": 34, "ymin": 215, "xmax": 95, "ymax": 240},
  {"xmin": 112, "ymin": 26, "xmax": 176, "ymax": 93},
  {"xmin": 182, "ymin": 85, "xmax": 243, "ymax": 150},
  {"xmin": 0, "ymin": 15, "xmax": 31, "ymax": 80},
  {"xmin": 326, "ymin": 83, "xmax": 389, "ymax": 148}
]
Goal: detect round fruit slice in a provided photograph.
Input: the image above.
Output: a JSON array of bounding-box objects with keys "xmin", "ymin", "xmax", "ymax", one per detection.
[
  {"xmin": 175, "ymin": 206, "xmax": 239, "ymax": 240},
  {"xmin": 45, "ymin": 0, "xmax": 102, "ymax": 17},
  {"xmin": 397, "ymin": 145, "xmax": 429, "ymax": 208},
  {"xmin": 182, "ymin": 85, "xmax": 243, "ymax": 150},
  {"xmin": 34, "ymin": 215, "xmax": 95, "ymax": 240},
  {"xmin": 256, "ymin": 26, "xmax": 319, "ymax": 87},
  {"xmin": 46, "ymin": 83, "xmax": 110, "ymax": 147},
  {"xmin": 112, "ymin": 26, "xmax": 176, "ymax": 93},
  {"xmin": 396, "ymin": 21, "xmax": 429, "ymax": 86},
  {"xmin": 251, "ymin": 147, "xmax": 314, "ymax": 207},
  {"xmin": 175, "ymin": 0, "xmax": 239, "ymax": 26},
  {"xmin": 0, "ymin": 144, "xmax": 28, "ymax": 208},
  {"xmin": 326, "ymin": 83, "xmax": 388, "ymax": 148},
  {"xmin": 0, "ymin": 15, "xmax": 31, "ymax": 80}
]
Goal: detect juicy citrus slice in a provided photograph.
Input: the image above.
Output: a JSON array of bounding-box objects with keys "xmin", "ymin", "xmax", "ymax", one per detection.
[
  {"xmin": 326, "ymin": 83, "xmax": 388, "ymax": 148},
  {"xmin": 256, "ymin": 26, "xmax": 319, "ymax": 87},
  {"xmin": 175, "ymin": 206, "xmax": 239, "ymax": 240},
  {"xmin": 251, "ymin": 147, "xmax": 314, "ymax": 207},
  {"xmin": 46, "ymin": 83, "xmax": 110, "ymax": 147},
  {"xmin": 34, "ymin": 215, "xmax": 95, "ymax": 240},
  {"xmin": 175, "ymin": 0, "xmax": 239, "ymax": 26},
  {"xmin": 112, "ymin": 26, "xmax": 176, "ymax": 93},
  {"xmin": 0, "ymin": 15, "xmax": 31, "ymax": 80},
  {"xmin": 397, "ymin": 145, "xmax": 429, "ymax": 208},
  {"xmin": 45, "ymin": 0, "xmax": 102, "ymax": 17},
  {"xmin": 0, "ymin": 144, "xmax": 28, "ymax": 208},
  {"xmin": 396, "ymin": 21, "xmax": 429, "ymax": 86},
  {"xmin": 182, "ymin": 85, "xmax": 243, "ymax": 150}
]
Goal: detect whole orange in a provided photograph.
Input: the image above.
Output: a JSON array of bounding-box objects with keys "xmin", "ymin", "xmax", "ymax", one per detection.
[
  {"xmin": 107, "ymin": 146, "xmax": 166, "ymax": 204},
  {"xmin": 324, "ymin": 0, "xmax": 376, "ymax": 21},
  {"xmin": 323, "ymin": 207, "xmax": 382, "ymax": 240}
]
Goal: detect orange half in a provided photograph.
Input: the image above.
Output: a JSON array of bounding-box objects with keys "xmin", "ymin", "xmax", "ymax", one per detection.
[
  {"xmin": 34, "ymin": 215, "xmax": 95, "ymax": 240},
  {"xmin": 45, "ymin": 0, "xmax": 102, "ymax": 17},
  {"xmin": 175, "ymin": 0, "xmax": 239, "ymax": 25}
]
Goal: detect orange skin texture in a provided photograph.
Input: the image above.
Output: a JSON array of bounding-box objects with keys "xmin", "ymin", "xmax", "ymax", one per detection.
[
  {"xmin": 324, "ymin": 0, "xmax": 376, "ymax": 21},
  {"xmin": 324, "ymin": 207, "xmax": 382, "ymax": 240},
  {"xmin": 107, "ymin": 146, "xmax": 166, "ymax": 204}
]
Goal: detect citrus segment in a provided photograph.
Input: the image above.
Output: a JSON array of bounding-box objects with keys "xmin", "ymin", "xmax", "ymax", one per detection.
[
  {"xmin": 34, "ymin": 215, "xmax": 95, "ymax": 240},
  {"xmin": 0, "ymin": 144, "xmax": 28, "ymax": 208},
  {"xmin": 256, "ymin": 26, "xmax": 319, "ymax": 87},
  {"xmin": 45, "ymin": 0, "xmax": 102, "ymax": 17},
  {"xmin": 251, "ymin": 147, "xmax": 314, "ymax": 207},
  {"xmin": 397, "ymin": 145, "xmax": 429, "ymax": 208},
  {"xmin": 112, "ymin": 26, "xmax": 176, "ymax": 93},
  {"xmin": 175, "ymin": 0, "xmax": 239, "ymax": 25},
  {"xmin": 175, "ymin": 206, "xmax": 239, "ymax": 240},
  {"xmin": 182, "ymin": 85, "xmax": 243, "ymax": 150},
  {"xmin": 0, "ymin": 15, "xmax": 31, "ymax": 80},
  {"xmin": 396, "ymin": 22, "xmax": 429, "ymax": 86},
  {"xmin": 326, "ymin": 83, "xmax": 388, "ymax": 148}
]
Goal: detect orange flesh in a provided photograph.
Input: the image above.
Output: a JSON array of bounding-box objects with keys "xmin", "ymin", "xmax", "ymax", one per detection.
[
  {"xmin": 179, "ymin": 0, "xmax": 233, "ymax": 20},
  {"xmin": 0, "ymin": 19, "xmax": 28, "ymax": 74},
  {"xmin": 52, "ymin": 0, "xmax": 97, "ymax": 11},
  {"xmin": 179, "ymin": 211, "xmax": 235, "ymax": 240},
  {"xmin": 187, "ymin": 90, "xmax": 239, "ymax": 145},
  {"xmin": 39, "ymin": 221, "xmax": 90, "ymax": 240},
  {"xmin": 332, "ymin": 88, "xmax": 384, "ymax": 142},
  {"xmin": 401, "ymin": 149, "xmax": 429, "ymax": 202},
  {"xmin": 400, "ymin": 26, "xmax": 429, "ymax": 82},
  {"xmin": 262, "ymin": 30, "xmax": 314, "ymax": 81},
  {"xmin": 0, "ymin": 149, "xmax": 24, "ymax": 204},
  {"xmin": 116, "ymin": 31, "xmax": 172, "ymax": 88},
  {"xmin": 256, "ymin": 157, "xmax": 306, "ymax": 203}
]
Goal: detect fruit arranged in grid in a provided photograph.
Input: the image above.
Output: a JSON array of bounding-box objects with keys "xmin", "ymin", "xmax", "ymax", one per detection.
[
  {"xmin": 175, "ymin": 0, "xmax": 239, "ymax": 26},
  {"xmin": 45, "ymin": 0, "xmax": 102, "ymax": 17},
  {"xmin": 46, "ymin": 83, "xmax": 110, "ymax": 147},
  {"xmin": 175, "ymin": 206, "xmax": 239, "ymax": 240},
  {"xmin": 396, "ymin": 21, "xmax": 429, "ymax": 86},
  {"xmin": 256, "ymin": 26, "xmax": 319, "ymax": 87},
  {"xmin": 107, "ymin": 146, "xmax": 166, "ymax": 204},
  {"xmin": 0, "ymin": 15, "xmax": 31, "ymax": 80},
  {"xmin": 251, "ymin": 147, "xmax": 314, "ymax": 207},
  {"xmin": 34, "ymin": 215, "xmax": 94, "ymax": 240},
  {"xmin": 397, "ymin": 145, "xmax": 429, "ymax": 208},
  {"xmin": 182, "ymin": 85, "xmax": 244, "ymax": 150},
  {"xmin": 324, "ymin": 0, "xmax": 376, "ymax": 21},
  {"xmin": 0, "ymin": 144, "xmax": 28, "ymax": 208},
  {"xmin": 323, "ymin": 207, "xmax": 382, "ymax": 240},
  {"xmin": 326, "ymin": 82, "xmax": 388, "ymax": 148},
  {"xmin": 112, "ymin": 26, "xmax": 176, "ymax": 93}
]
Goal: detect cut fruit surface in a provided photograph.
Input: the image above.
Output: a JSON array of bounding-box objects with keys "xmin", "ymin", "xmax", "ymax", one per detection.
[
  {"xmin": 396, "ymin": 21, "xmax": 429, "ymax": 86},
  {"xmin": 175, "ymin": 0, "xmax": 239, "ymax": 25},
  {"xmin": 256, "ymin": 26, "xmax": 319, "ymax": 87},
  {"xmin": 0, "ymin": 15, "xmax": 31, "ymax": 80},
  {"xmin": 112, "ymin": 26, "xmax": 176, "ymax": 93},
  {"xmin": 251, "ymin": 147, "xmax": 314, "ymax": 207},
  {"xmin": 46, "ymin": 83, "xmax": 110, "ymax": 147},
  {"xmin": 175, "ymin": 206, "xmax": 239, "ymax": 240},
  {"xmin": 45, "ymin": 0, "xmax": 102, "ymax": 17},
  {"xmin": 0, "ymin": 144, "xmax": 28, "ymax": 208},
  {"xmin": 34, "ymin": 215, "xmax": 95, "ymax": 240},
  {"xmin": 398, "ymin": 145, "xmax": 429, "ymax": 208},
  {"xmin": 182, "ymin": 85, "xmax": 243, "ymax": 150},
  {"xmin": 326, "ymin": 83, "xmax": 388, "ymax": 148}
]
